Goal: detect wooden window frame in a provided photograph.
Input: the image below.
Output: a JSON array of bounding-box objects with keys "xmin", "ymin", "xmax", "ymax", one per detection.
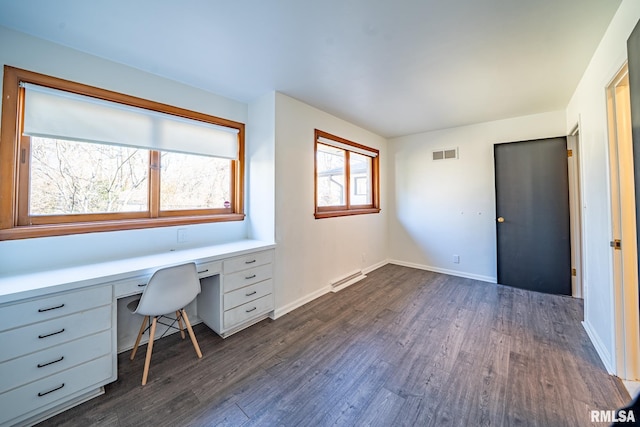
[
  {"xmin": 0, "ymin": 66, "xmax": 245, "ymax": 240},
  {"xmin": 314, "ymin": 129, "xmax": 380, "ymax": 219}
]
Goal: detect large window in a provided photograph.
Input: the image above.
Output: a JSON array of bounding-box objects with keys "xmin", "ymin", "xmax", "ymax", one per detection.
[
  {"xmin": 314, "ymin": 129, "xmax": 380, "ymax": 218},
  {"xmin": 0, "ymin": 66, "xmax": 245, "ymax": 240}
]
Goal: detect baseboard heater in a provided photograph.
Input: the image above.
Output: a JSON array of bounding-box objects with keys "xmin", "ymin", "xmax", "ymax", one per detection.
[{"xmin": 330, "ymin": 270, "xmax": 366, "ymax": 293}]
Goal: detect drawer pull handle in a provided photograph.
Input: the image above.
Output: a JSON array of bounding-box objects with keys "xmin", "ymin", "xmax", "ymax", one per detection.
[
  {"xmin": 37, "ymin": 356, "xmax": 64, "ymax": 368},
  {"xmin": 198, "ymin": 269, "xmax": 209, "ymax": 274},
  {"xmin": 245, "ymin": 274, "xmax": 257, "ymax": 280},
  {"xmin": 38, "ymin": 383, "xmax": 65, "ymax": 397},
  {"xmin": 246, "ymin": 291, "xmax": 257, "ymax": 296},
  {"xmin": 38, "ymin": 328, "xmax": 65, "ymax": 339},
  {"xmin": 245, "ymin": 259, "xmax": 257, "ymax": 264},
  {"xmin": 38, "ymin": 303, "xmax": 65, "ymax": 313},
  {"xmin": 246, "ymin": 307, "xmax": 257, "ymax": 313},
  {"xmin": 137, "ymin": 283, "xmax": 147, "ymax": 287}
]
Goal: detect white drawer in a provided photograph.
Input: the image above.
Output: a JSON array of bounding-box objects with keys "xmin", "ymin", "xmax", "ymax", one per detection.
[
  {"xmin": 224, "ymin": 279, "xmax": 273, "ymax": 310},
  {"xmin": 113, "ymin": 276, "xmax": 149, "ymax": 299},
  {"xmin": 0, "ymin": 354, "xmax": 113, "ymax": 427},
  {"xmin": 0, "ymin": 286, "xmax": 111, "ymax": 332},
  {"xmin": 196, "ymin": 260, "xmax": 222, "ymax": 278},
  {"xmin": 223, "ymin": 250, "xmax": 273, "ymax": 274},
  {"xmin": 0, "ymin": 305, "xmax": 111, "ymax": 363},
  {"xmin": 223, "ymin": 294, "xmax": 273, "ymax": 329},
  {"xmin": 223, "ymin": 264, "xmax": 272, "ymax": 293},
  {"xmin": 0, "ymin": 330, "xmax": 111, "ymax": 394}
]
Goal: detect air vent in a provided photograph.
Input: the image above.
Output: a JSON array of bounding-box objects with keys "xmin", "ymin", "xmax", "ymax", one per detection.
[
  {"xmin": 432, "ymin": 147, "xmax": 458, "ymax": 161},
  {"xmin": 330, "ymin": 270, "xmax": 366, "ymax": 293}
]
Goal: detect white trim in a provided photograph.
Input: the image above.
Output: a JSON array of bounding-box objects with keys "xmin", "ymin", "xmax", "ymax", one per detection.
[
  {"xmin": 388, "ymin": 259, "xmax": 497, "ymax": 283},
  {"xmin": 363, "ymin": 259, "xmax": 389, "ymax": 274},
  {"xmin": 583, "ymin": 320, "xmax": 615, "ymax": 375},
  {"xmin": 272, "ymin": 285, "xmax": 331, "ymax": 319},
  {"xmin": 272, "ymin": 259, "xmax": 391, "ymax": 319}
]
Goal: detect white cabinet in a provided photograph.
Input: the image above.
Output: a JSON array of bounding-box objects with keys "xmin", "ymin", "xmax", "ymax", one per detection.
[
  {"xmin": 0, "ymin": 285, "xmax": 116, "ymax": 427},
  {"xmin": 198, "ymin": 249, "xmax": 274, "ymax": 338},
  {"xmin": 0, "ymin": 239, "xmax": 275, "ymax": 425}
]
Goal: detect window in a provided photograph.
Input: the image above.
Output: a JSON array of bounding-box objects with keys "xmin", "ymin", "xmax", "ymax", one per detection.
[
  {"xmin": 314, "ymin": 129, "xmax": 380, "ymax": 218},
  {"xmin": 0, "ymin": 66, "xmax": 245, "ymax": 240}
]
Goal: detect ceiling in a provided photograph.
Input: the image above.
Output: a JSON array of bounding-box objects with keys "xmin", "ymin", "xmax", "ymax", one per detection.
[{"xmin": 0, "ymin": 0, "xmax": 622, "ymax": 138}]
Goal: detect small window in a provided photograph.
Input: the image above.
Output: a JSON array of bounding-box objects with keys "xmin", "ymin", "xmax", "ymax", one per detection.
[
  {"xmin": 314, "ymin": 129, "xmax": 380, "ymax": 219},
  {"xmin": 0, "ymin": 66, "xmax": 245, "ymax": 240}
]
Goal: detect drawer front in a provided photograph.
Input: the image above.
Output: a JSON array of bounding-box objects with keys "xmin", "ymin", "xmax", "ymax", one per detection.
[
  {"xmin": 0, "ymin": 330, "xmax": 111, "ymax": 395},
  {"xmin": 113, "ymin": 276, "xmax": 150, "ymax": 299},
  {"xmin": 223, "ymin": 264, "xmax": 272, "ymax": 293},
  {"xmin": 223, "ymin": 294, "xmax": 273, "ymax": 329},
  {"xmin": 224, "ymin": 279, "xmax": 273, "ymax": 311},
  {"xmin": 0, "ymin": 354, "xmax": 112, "ymax": 427},
  {"xmin": 0, "ymin": 305, "xmax": 111, "ymax": 363},
  {"xmin": 196, "ymin": 260, "xmax": 222, "ymax": 278},
  {"xmin": 223, "ymin": 250, "xmax": 273, "ymax": 274},
  {"xmin": 0, "ymin": 286, "xmax": 111, "ymax": 332}
]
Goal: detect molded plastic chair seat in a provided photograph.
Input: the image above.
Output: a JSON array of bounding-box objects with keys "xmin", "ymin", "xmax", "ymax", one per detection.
[{"xmin": 128, "ymin": 262, "xmax": 203, "ymax": 385}]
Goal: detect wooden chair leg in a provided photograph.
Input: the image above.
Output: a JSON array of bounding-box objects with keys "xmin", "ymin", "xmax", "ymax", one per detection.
[
  {"xmin": 141, "ymin": 317, "xmax": 158, "ymax": 386},
  {"xmin": 180, "ymin": 309, "xmax": 202, "ymax": 358},
  {"xmin": 176, "ymin": 311, "xmax": 186, "ymax": 339},
  {"xmin": 130, "ymin": 315, "xmax": 149, "ymax": 361}
]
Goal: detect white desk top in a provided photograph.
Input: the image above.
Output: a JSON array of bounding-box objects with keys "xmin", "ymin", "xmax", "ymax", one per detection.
[{"xmin": 0, "ymin": 240, "xmax": 275, "ymax": 305}]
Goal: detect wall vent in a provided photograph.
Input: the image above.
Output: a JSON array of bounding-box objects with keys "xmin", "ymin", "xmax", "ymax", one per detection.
[
  {"xmin": 330, "ymin": 270, "xmax": 366, "ymax": 293},
  {"xmin": 432, "ymin": 148, "xmax": 458, "ymax": 160}
]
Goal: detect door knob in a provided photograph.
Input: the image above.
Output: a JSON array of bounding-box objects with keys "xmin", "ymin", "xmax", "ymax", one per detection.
[{"xmin": 497, "ymin": 217, "xmax": 505, "ymax": 223}]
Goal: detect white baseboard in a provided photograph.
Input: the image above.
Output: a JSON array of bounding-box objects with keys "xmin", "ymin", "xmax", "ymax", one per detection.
[
  {"xmin": 272, "ymin": 258, "xmax": 496, "ymax": 320},
  {"xmin": 272, "ymin": 285, "xmax": 332, "ymax": 319},
  {"xmin": 363, "ymin": 259, "xmax": 389, "ymax": 274},
  {"xmin": 388, "ymin": 259, "xmax": 497, "ymax": 283},
  {"xmin": 272, "ymin": 259, "xmax": 391, "ymax": 319},
  {"xmin": 582, "ymin": 320, "xmax": 615, "ymax": 375}
]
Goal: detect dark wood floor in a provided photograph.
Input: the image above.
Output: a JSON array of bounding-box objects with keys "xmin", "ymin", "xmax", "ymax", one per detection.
[{"xmin": 39, "ymin": 264, "xmax": 630, "ymax": 427}]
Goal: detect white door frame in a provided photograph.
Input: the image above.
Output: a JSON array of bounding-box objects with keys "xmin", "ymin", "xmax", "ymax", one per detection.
[
  {"xmin": 607, "ymin": 62, "xmax": 640, "ymax": 381},
  {"xmin": 567, "ymin": 126, "xmax": 583, "ymax": 298}
]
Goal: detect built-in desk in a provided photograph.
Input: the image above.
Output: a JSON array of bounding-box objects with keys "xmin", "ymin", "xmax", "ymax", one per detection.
[{"xmin": 0, "ymin": 239, "xmax": 275, "ymax": 427}]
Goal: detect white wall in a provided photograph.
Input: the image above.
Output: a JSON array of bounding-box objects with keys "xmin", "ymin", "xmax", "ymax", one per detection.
[
  {"xmin": 0, "ymin": 26, "xmax": 249, "ymax": 274},
  {"xmin": 273, "ymin": 93, "xmax": 389, "ymax": 316},
  {"xmin": 247, "ymin": 92, "xmax": 276, "ymax": 243},
  {"xmin": 388, "ymin": 111, "xmax": 566, "ymax": 282},
  {"xmin": 565, "ymin": 0, "xmax": 640, "ymax": 374}
]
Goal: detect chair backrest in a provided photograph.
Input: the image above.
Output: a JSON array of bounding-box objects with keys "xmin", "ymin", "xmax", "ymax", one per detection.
[{"xmin": 135, "ymin": 262, "xmax": 201, "ymax": 316}]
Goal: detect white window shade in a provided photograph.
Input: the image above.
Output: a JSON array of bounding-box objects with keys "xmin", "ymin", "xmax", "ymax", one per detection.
[
  {"xmin": 317, "ymin": 136, "xmax": 378, "ymax": 157},
  {"xmin": 22, "ymin": 83, "xmax": 239, "ymax": 159}
]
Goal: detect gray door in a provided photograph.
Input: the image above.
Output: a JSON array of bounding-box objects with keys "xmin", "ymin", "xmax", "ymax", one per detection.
[{"xmin": 494, "ymin": 138, "xmax": 572, "ymax": 295}]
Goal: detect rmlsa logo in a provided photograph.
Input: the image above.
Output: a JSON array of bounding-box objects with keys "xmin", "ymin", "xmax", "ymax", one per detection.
[{"xmin": 590, "ymin": 409, "xmax": 636, "ymax": 423}]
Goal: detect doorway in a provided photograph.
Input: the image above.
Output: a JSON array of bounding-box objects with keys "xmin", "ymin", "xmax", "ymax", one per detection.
[
  {"xmin": 567, "ymin": 127, "xmax": 584, "ymax": 298},
  {"xmin": 494, "ymin": 137, "xmax": 572, "ymax": 295},
  {"xmin": 607, "ymin": 62, "xmax": 640, "ymax": 381}
]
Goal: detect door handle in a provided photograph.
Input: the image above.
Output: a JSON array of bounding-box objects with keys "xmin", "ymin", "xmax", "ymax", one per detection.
[{"xmin": 497, "ymin": 217, "xmax": 505, "ymax": 223}]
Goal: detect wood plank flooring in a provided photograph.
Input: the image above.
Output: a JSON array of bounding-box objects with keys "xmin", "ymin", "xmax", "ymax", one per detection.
[{"xmin": 39, "ymin": 264, "xmax": 630, "ymax": 427}]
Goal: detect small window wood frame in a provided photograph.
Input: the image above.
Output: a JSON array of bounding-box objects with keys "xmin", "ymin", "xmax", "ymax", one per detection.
[
  {"xmin": 0, "ymin": 66, "xmax": 245, "ymax": 240},
  {"xmin": 314, "ymin": 129, "xmax": 380, "ymax": 219}
]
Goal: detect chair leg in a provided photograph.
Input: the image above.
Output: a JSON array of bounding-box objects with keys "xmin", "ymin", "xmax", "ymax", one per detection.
[
  {"xmin": 141, "ymin": 317, "xmax": 158, "ymax": 386},
  {"xmin": 180, "ymin": 309, "xmax": 202, "ymax": 358},
  {"xmin": 130, "ymin": 315, "xmax": 149, "ymax": 361},
  {"xmin": 176, "ymin": 311, "xmax": 186, "ymax": 339}
]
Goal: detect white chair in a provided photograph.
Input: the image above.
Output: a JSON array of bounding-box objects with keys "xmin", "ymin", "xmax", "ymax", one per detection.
[{"xmin": 127, "ymin": 262, "xmax": 203, "ymax": 385}]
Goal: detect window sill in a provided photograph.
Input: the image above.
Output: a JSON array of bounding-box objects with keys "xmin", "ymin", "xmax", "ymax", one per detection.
[
  {"xmin": 0, "ymin": 214, "xmax": 245, "ymax": 241},
  {"xmin": 314, "ymin": 208, "xmax": 381, "ymax": 219}
]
